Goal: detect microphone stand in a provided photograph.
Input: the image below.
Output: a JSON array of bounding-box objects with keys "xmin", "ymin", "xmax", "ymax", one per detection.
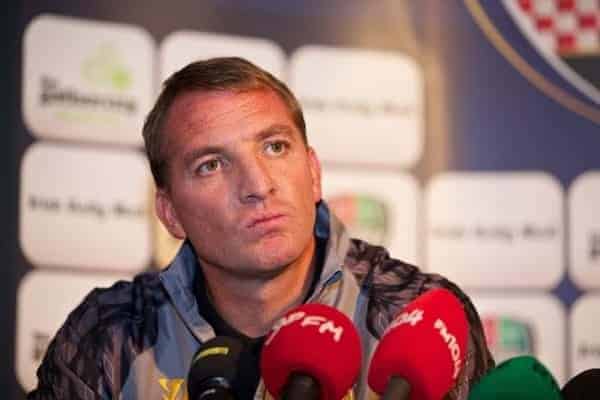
[{"xmin": 382, "ymin": 376, "xmax": 411, "ymax": 400}]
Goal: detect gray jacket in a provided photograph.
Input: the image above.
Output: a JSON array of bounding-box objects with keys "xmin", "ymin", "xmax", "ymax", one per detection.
[{"xmin": 29, "ymin": 203, "xmax": 494, "ymax": 399}]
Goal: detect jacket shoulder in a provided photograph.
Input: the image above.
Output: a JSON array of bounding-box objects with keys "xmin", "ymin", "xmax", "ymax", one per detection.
[
  {"xmin": 29, "ymin": 272, "xmax": 168, "ymax": 399},
  {"xmin": 345, "ymin": 238, "xmax": 442, "ymax": 328}
]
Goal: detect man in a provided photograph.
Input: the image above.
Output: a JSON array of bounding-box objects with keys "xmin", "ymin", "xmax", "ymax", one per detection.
[{"xmin": 29, "ymin": 57, "xmax": 494, "ymax": 399}]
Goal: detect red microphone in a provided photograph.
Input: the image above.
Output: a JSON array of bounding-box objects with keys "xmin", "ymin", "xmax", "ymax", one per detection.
[
  {"xmin": 368, "ymin": 288, "xmax": 469, "ymax": 400},
  {"xmin": 260, "ymin": 303, "xmax": 362, "ymax": 400}
]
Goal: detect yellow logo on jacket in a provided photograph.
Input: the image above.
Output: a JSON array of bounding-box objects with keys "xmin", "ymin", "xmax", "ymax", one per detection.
[{"xmin": 158, "ymin": 378, "xmax": 186, "ymax": 400}]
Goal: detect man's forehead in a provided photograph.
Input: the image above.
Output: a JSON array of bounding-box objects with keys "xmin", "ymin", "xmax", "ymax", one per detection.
[
  {"xmin": 162, "ymin": 88, "xmax": 299, "ymax": 154},
  {"xmin": 165, "ymin": 88, "xmax": 290, "ymax": 131},
  {"xmin": 167, "ymin": 89, "xmax": 242, "ymax": 128}
]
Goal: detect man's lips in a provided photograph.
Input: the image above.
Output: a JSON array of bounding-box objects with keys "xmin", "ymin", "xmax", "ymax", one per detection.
[{"xmin": 246, "ymin": 213, "xmax": 286, "ymax": 229}]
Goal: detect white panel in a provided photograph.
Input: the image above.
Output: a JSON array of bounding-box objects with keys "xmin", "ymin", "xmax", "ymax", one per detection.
[
  {"xmin": 23, "ymin": 14, "xmax": 155, "ymax": 146},
  {"xmin": 323, "ymin": 169, "xmax": 419, "ymax": 265},
  {"xmin": 471, "ymin": 294, "xmax": 566, "ymax": 383},
  {"xmin": 569, "ymin": 171, "xmax": 600, "ymax": 289},
  {"xmin": 290, "ymin": 45, "xmax": 423, "ymax": 168},
  {"xmin": 160, "ymin": 31, "xmax": 286, "ymax": 82},
  {"xmin": 16, "ymin": 271, "xmax": 130, "ymax": 391},
  {"xmin": 570, "ymin": 294, "xmax": 600, "ymax": 377},
  {"xmin": 426, "ymin": 172, "xmax": 564, "ymax": 288},
  {"xmin": 20, "ymin": 143, "xmax": 152, "ymax": 272}
]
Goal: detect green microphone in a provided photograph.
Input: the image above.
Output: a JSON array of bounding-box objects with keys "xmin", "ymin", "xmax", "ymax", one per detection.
[{"xmin": 468, "ymin": 355, "xmax": 562, "ymax": 400}]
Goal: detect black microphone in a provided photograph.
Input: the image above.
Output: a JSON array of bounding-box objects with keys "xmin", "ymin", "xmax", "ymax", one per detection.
[
  {"xmin": 562, "ymin": 368, "xmax": 600, "ymax": 399},
  {"xmin": 187, "ymin": 336, "xmax": 244, "ymax": 400}
]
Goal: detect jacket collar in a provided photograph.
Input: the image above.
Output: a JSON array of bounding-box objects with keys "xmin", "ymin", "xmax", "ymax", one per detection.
[{"xmin": 159, "ymin": 201, "xmax": 355, "ymax": 340}]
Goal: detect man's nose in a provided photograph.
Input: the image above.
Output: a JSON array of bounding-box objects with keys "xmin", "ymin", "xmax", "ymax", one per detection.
[{"xmin": 238, "ymin": 156, "xmax": 276, "ymax": 204}]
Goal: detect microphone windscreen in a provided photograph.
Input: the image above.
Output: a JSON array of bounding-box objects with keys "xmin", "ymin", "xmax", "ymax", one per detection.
[
  {"xmin": 260, "ymin": 303, "xmax": 362, "ymax": 400},
  {"xmin": 468, "ymin": 355, "xmax": 561, "ymax": 400},
  {"xmin": 187, "ymin": 336, "xmax": 243, "ymax": 399},
  {"xmin": 368, "ymin": 288, "xmax": 469, "ymax": 400},
  {"xmin": 562, "ymin": 368, "xmax": 600, "ymax": 399}
]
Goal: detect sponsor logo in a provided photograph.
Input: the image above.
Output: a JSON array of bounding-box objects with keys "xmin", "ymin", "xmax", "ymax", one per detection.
[
  {"xmin": 17, "ymin": 271, "xmax": 130, "ymax": 391},
  {"xmin": 159, "ymin": 378, "xmax": 186, "ymax": 400},
  {"xmin": 483, "ymin": 315, "xmax": 535, "ymax": 363},
  {"xmin": 569, "ymin": 172, "xmax": 600, "ymax": 288},
  {"xmin": 426, "ymin": 172, "xmax": 563, "ymax": 289},
  {"xmin": 384, "ymin": 309, "xmax": 461, "ymax": 379},
  {"xmin": 20, "ymin": 143, "xmax": 151, "ymax": 271},
  {"xmin": 300, "ymin": 97, "xmax": 417, "ymax": 118},
  {"xmin": 588, "ymin": 232, "xmax": 600, "ymax": 262},
  {"xmin": 386, "ymin": 308, "xmax": 424, "ymax": 332},
  {"xmin": 578, "ymin": 341, "xmax": 600, "ymax": 358},
  {"xmin": 430, "ymin": 223, "xmax": 558, "ymax": 243},
  {"xmin": 27, "ymin": 193, "xmax": 145, "ymax": 220},
  {"xmin": 23, "ymin": 14, "xmax": 153, "ymax": 145},
  {"xmin": 434, "ymin": 318, "xmax": 462, "ymax": 379},
  {"xmin": 503, "ymin": 0, "xmax": 600, "ymax": 101},
  {"xmin": 82, "ymin": 44, "xmax": 132, "ymax": 91},
  {"xmin": 328, "ymin": 194, "xmax": 388, "ymax": 245},
  {"xmin": 39, "ymin": 44, "xmax": 138, "ymax": 123},
  {"xmin": 194, "ymin": 346, "xmax": 230, "ymax": 362},
  {"xmin": 323, "ymin": 170, "xmax": 418, "ymax": 265},
  {"xmin": 465, "ymin": 0, "xmax": 600, "ymax": 123},
  {"xmin": 265, "ymin": 311, "xmax": 344, "ymax": 346},
  {"xmin": 160, "ymin": 30, "xmax": 285, "ymax": 83},
  {"xmin": 289, "ymin": 45, "xmax": 423, "ymax": 167}
]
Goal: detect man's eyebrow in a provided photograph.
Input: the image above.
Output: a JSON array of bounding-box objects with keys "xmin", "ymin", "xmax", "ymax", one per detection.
[{"xmin": 255, "ymin": 124, "xmax": 297, "ymax": 141}]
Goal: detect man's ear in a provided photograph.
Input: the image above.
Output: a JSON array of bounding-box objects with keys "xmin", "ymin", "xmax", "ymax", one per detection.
[
  {"xmin": 155, "ymin": 188, "xmax": 186, "ymax": 240},
  {"xmin": 307, "ymin": 146, "xmax": 322, "ymax": 204}
]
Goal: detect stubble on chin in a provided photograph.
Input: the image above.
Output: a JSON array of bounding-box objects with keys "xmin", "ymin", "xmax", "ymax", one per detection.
[
  {"xmin": 202, "ymin": 242, "xmax": 312, "ymax": 287},
  {"xmin": 195, "ymin": 221, "xmax": 316, "ymax": 284}
]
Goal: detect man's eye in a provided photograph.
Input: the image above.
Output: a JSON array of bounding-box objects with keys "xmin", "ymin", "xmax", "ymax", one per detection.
[
  {"xmin": 265, "ymin": 141, "xmax": 288, "ymax": 156},
  {"xmin": 196, "ymin": 159, "xmax": 222, "ymax": 175}
]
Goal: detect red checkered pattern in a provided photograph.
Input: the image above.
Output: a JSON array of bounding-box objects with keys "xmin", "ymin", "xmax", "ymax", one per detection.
[{"xmin": 517, "ymin": 0, "xmax": 599, "ymax": 54}]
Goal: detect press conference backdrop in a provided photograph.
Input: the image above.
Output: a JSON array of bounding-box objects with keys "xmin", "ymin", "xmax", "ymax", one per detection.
[{"xmin": 4, "ymin": 1, "xmax": 600, "ymax": 398}]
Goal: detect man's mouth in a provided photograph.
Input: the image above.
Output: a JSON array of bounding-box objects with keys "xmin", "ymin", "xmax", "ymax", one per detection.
[{"xmin": 246, "ymin": 213, "xmax": 286, "ymax": 229}]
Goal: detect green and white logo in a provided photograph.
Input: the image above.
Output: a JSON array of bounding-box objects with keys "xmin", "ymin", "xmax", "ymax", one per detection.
[
  {"xmin": 23, "ymin": 14, "xmax": 153, "ymax": 145},
  {"xmin": 82, "ymin": 44, "xmax": 132, "ymax": 91},
  {"xmin": 328, "ymin": 194, "xmax": 389, "ymax": 245},
  {"xmin": 483, "ymin": 315, "xmax": 535, "ymax": 363}
]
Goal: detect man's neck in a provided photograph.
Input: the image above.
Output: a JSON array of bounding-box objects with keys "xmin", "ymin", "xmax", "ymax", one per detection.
[{"xmin": 200, "ymin": 238, "xmax": 317, "ymax": 338}]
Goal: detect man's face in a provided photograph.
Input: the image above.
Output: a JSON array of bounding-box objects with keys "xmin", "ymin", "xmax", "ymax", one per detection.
[{"xmin": 156, "ymin": 88, "xmax": 321, "ymax": 278}]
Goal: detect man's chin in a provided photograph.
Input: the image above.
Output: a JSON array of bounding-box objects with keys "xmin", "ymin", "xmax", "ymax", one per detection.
[
  {"xmin": 243, "ymin": 253, "xmax": 298, "ymax": 280},
  {"xmin": 243, "ymin": 264, "xmax": 290, "ymax": 280},
  {"xmin": 207, "ymin": 260, "xmax": 289, "ymax": 282}
]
